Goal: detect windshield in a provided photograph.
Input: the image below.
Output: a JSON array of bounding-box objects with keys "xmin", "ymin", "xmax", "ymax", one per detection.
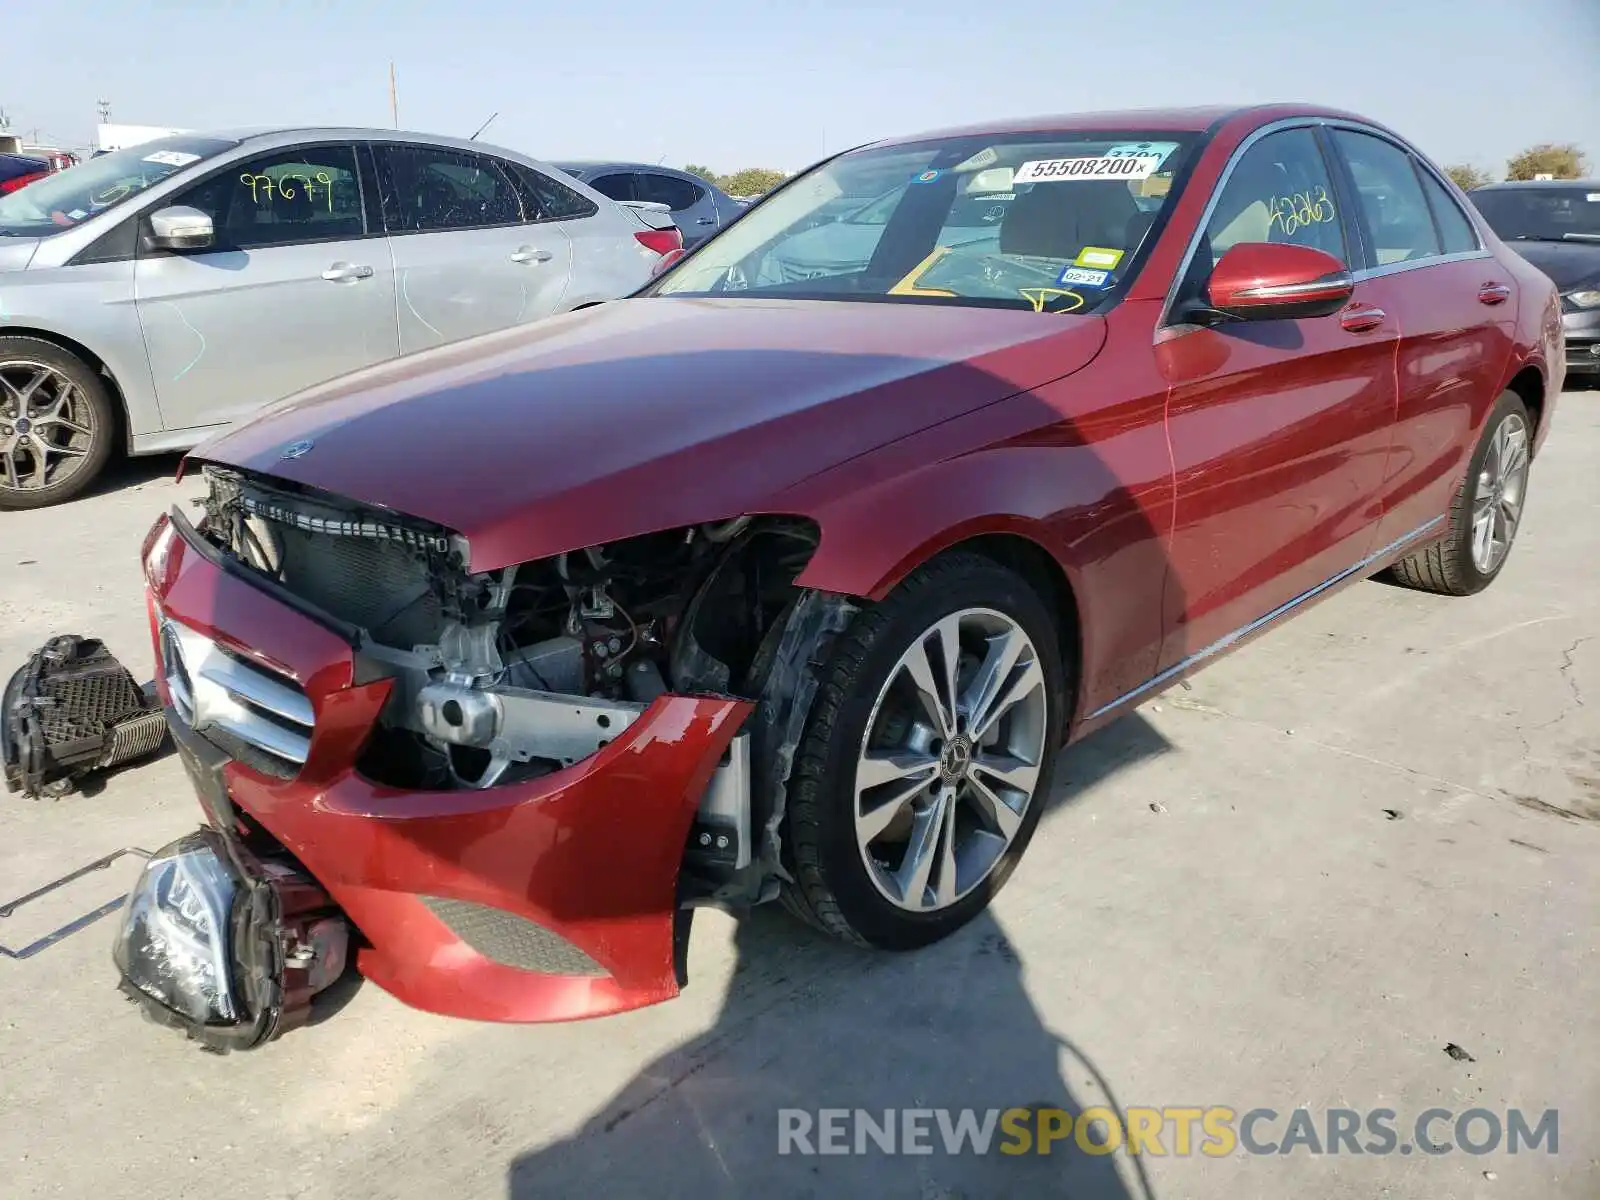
[
  {"xmin": 651, "ymin": 132, "xmax": 1197, "ymax": 312},
  {"xmin": 1470, "ymin": 186, "xmax": 1600, "ymax": 242},
  {"xmin": 0, "ymin": 135, "xmax": 237, "ymax": 236}
]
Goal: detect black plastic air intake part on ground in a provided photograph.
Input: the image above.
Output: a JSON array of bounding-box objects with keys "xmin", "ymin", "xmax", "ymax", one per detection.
[{"xmin": 2, "ymin": 634, "xmax": 168, "ymax": 799}]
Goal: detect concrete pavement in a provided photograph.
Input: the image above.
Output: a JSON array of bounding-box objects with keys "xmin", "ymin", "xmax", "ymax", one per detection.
[{"xmin": 1, "ymin": 397, "xmax": 1595, "ymax": 1199}]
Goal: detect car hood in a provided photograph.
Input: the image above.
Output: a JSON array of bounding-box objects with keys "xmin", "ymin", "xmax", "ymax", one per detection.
[
  {"xmin": 195, "ymin": 297, "xmax": 1106, "ymax": 572},
  {"xmin": 0, "ymin": 236, "xmax": 42, "ymax": 271},
  {"xmin": 1504, "ymin": 239, "xmax": 1600, "ymax": 291}
]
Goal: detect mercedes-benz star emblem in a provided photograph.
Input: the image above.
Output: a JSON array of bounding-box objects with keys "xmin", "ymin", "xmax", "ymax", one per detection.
[{"xmin": 280, "ymin": 439, "xmax": 315, "ymax": 461}]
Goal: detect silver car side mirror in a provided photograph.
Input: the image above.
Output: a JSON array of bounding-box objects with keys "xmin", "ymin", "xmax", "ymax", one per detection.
[{"xmin": 147, "ymin": 205, "xmax": 215, "ymax": 252}]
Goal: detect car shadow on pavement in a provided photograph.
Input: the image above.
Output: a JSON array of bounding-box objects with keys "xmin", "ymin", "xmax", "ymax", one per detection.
[
  {"xmin": 506, "ymin": 717, "xmax": 1171, "ymax": 1200},
  {"xmin": 75, "ymin": 452, "xmax": 184, "ymax": 504}
]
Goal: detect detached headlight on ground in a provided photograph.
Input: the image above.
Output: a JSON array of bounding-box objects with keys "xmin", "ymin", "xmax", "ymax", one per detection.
[
  {"xmin": 112, "ymin": 822, "xmax": 350, "ymax": 1051},
  {"xmin": 113, "ymin": 831, "xmax": 242, "ymax": 1025}
]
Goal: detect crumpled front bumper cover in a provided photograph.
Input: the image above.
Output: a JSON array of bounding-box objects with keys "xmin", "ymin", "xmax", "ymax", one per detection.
[{"xmin": 143, "ymin": 510, "xmax": 753, "ymax": 1025}]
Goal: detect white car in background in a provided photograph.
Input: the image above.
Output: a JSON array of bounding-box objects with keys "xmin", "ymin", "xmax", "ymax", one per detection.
[{"xmin": 0, "ymin": 127, "xmax": 682, "ymax": 508}]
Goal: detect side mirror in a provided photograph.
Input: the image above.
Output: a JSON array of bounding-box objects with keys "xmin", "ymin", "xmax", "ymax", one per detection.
[
  {"xmin": 146, "ymin": 205, "xmax": 215, "ymax": 252},
  {"xmin": 1202, "ymin": 242, "xmax": 1353, "ymax": 321}
]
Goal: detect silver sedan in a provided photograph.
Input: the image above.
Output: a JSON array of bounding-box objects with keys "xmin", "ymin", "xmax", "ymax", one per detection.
[{"xmin": 0, "ymin": 127, "xmax": 680, "ymax": 508}]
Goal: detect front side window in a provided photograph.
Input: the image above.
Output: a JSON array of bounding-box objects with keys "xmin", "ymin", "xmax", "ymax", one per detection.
[
  {"xmin": 1470, "ymin": 186, "xmax": 1600, "ymax": 243},
  {"xmin": 171, "ymin": 144, "xmax": 365, "ymax": 249},
  {"xmin": 1331, "ymin": 130, "xmax": 1441, "ymax": 265},
  {"xmin": 1203, "ymin": 127, "xmax": 1347, "ymax": 266},
  {"xmin": 374, "ymin": 145, "xmax": 523, "ymax": 233},
  {"xmin": 652, "ymin": 132, "xmax": 1198, "ymax": 313},
  {"xmin": 0, "ymin": 135, "xmax": 237, "ymax": 236}
]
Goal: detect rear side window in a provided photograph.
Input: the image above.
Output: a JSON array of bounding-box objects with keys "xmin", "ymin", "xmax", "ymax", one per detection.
[
  {"xmin": 1416, "ymin": 168, "xmax": 1480, "ymax": 255},
  {"xmin": 374, "ymin": 144, "xmax": 524, "ymax": 233},
  {"xmin": 587, "ymin": 173, "xmax": 637, "ymax": 202},
  {"xmin": 1331, "ymin": 130, "xmax": 1441, "ymax": 265},
  {"xmin": 510, "ymin": 163, "xmax": 598, "ymax": 221},
  {"xmin": 637, "ymin": 173, "xmax": 703, "ymax": 212},
  {"xmin": 1203, "ymin": 127, "xmax": 1347, "ymax": 266}
]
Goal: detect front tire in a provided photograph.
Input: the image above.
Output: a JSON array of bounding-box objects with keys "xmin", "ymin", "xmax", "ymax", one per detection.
[
  {"xmin": 1387, "ymin": 390, "xmax": 1532, "ymax": 596},
  {"xmin": 780, "ymin": 553, "xmax": 1067, "ymax": 949},
  {"xmin": 0, "ymin": 337, "xmax": 116, "ymax": 510}
]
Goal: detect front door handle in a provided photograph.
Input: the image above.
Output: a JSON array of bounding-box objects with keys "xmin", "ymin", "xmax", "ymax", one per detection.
[
  {"xmin": 696, "ymin": 216, "xmax": 716, "ymax": 225},
  {"xmin": 510, "ymin": 246, "xmax": 554, "ymax": 264},
  {"xmin": 1340, "ymin": 305, "xmax": 1387, "ymax": 333},
  {"xmin": 1478, "ymin": 282, "xmax": 1512, "ymax": 305},
  {"xmin": 321, "ymin": 262, "xmax": 374, "ymax": 282}
]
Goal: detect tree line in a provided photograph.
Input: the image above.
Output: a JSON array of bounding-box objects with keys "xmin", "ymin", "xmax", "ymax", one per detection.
[
  {"xmin": 1444, "ymin": 143, "xmax": 1589, "ymax": 192},
  {"xmin": 683, "ymin": 164, "xmax": 788, "ymax": 196}
]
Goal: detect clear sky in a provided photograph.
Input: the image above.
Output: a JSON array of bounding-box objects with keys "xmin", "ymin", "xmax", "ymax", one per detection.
[{"xmin": 6, "ymin": 0, "xmax": 1598, "ymax": 178}]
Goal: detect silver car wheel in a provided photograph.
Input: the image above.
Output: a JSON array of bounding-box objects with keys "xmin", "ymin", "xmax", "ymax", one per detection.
[
  {"xmin": 0, "ymin": 360, "xmax": 96, "ymax": 495},
  {"xmin": 853, "ymin": 607, "xmax": 1049, "ymax": 913},
  {"xmin": 1470, "ymin": 411, "xmax": 1529, "ymax": 575}
]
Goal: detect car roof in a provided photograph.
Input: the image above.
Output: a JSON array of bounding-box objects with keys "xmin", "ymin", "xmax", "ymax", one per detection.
[
  {"xmin": 182, "ymin": 126, "xmax": 546, "ymax": 163},
  {"xmin": 1471, "ymin": 179, "xmax": 1600, "ymax": 191},
  {"xmin": 554, "ymin": 160, "xmax": 697, "ymax": 176},
  {"xmin": 861, "ymin": 103, "xmax": 1377, "ymax": 149}
]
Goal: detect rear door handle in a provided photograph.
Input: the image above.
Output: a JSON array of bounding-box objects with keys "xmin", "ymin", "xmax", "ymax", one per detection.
[
  {"xmin": 1478, "ymin": 282, "xmax": 1512, "ymax": 305},
  {"xmin": 321, "ymin": 262, "xmax": 374, "ymax": 283},
  {"xmin": 1340, "ymin": 305, "xmax": 1387, "ymax": 333},
  {"xmin": 696, "ymin": 216, "xmax": 716, "ymax": 225},
  {"xmin": 510, "ymin": 246, "xmax": 553, "ymax": 264}
]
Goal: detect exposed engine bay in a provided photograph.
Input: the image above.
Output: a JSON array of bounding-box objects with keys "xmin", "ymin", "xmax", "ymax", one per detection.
[{"xmin": 193, "ymin": 465, "xmax": 849, "ymax": 896}]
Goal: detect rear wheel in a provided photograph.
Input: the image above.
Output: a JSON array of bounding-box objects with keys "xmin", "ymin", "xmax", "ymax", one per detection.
[
  {"xmin": 1387, "ymin": 390, "xmax": 1531, "ymax": 596},
  {"xmin": 0, "ymin": 337, "xmax": 116, "ymax": 510},
  {"xmin": 780, "ymin": 554, "xmax": 1067, "ymax": 949}
]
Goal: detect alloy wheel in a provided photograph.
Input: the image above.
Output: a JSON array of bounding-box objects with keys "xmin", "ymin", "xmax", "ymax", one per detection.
[
  {"xmin": 0, "ymin": 360, "xmax": 97, "ymax": 495},
  {"xmin": 853, "ymin": 607, "xmax": 1050, "ymax": 913},
  {"xmin": 1470, "ymin": 411, "xmax": 1529, "ymax": 574}
]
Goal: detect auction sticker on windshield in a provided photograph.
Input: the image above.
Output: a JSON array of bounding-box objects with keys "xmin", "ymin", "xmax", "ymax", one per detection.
[
  {"xmin": 1075, "ymin": 246, "xmax": 1124, "ymax": 270},
  {"xmin": 143, "ymin": 150, "xmax": 201, "ymax": 167},
  {"xmin": 1058, "ymin": 266, "xmax": 1111, "ymax": 288},
  {"xmin": 1015, "ymin": 155, "xmax": 1161, "ymax": 183}
]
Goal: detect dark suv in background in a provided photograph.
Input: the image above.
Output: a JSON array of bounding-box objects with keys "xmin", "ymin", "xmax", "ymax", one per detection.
[
  {"xmin": 1470, "ymin": 181, "xmax": 1600, "ymax": 383},
  {"xmin": 554, "ymin": 161, "xmax": 745, "ymax": 248}
]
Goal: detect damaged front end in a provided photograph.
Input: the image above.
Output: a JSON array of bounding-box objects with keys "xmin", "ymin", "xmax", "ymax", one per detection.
[{"xmin": 127, "ymin": 464, "xmax": 854, "ymax": 1043}]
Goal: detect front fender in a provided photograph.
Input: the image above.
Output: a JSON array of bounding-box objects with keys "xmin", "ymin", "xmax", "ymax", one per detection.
[{"xmin": 774, "ymin": 383, "xmax": 1174, "ymax": 724}]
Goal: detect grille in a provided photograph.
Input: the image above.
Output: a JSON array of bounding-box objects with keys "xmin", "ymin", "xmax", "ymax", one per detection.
[
  {"xmin": 272, "ymin": 524, "xmax": 444, "ymax": 648},
  {"xmin": 160, "ymin": 619, "xmax": 315, "ymax": 773},
  {"xmin": 420, "ymin": 896, "xmax": 608, "ymax": 976}
]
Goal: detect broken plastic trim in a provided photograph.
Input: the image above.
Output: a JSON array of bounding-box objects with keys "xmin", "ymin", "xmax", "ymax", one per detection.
[
  {"xmin": 2, "ymin": 635, "xmax": 168, "ymax": 800},
  {"xmin": 691, "ymin": 590, "xmax": 856, "ymax": 908}
]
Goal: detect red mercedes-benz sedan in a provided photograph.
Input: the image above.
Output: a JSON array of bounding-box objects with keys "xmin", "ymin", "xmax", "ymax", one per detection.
[{"xmin": 117, "ymin": 104, "xmax": 1562, "ymax": 1050}]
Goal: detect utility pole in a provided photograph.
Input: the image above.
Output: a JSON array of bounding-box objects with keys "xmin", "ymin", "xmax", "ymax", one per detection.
[
  {"xmin": 389, "ymin": 63, "xmax": 398, "ymax": 129},
  {"xmin": 96, "ymin": 100, "xmax": 111, "ymax": 123}
]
